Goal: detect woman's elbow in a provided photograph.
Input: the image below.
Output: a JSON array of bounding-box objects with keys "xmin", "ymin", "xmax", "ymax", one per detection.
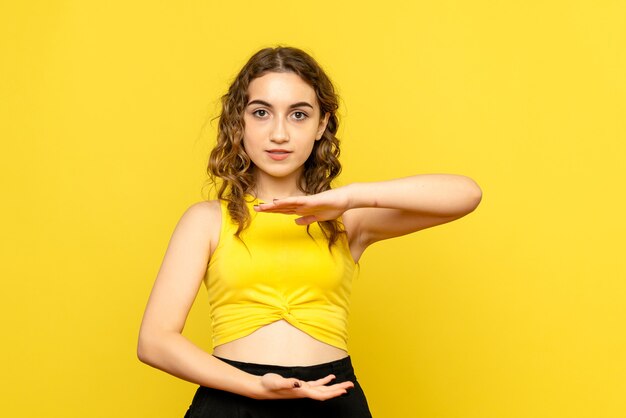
[{"xmin": 137, "ymin": 330, "xmax": 157, "ymax": 365}]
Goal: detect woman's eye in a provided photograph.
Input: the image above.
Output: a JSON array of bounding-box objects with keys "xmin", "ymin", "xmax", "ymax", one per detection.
[
  {"xmin": 293, "ymin": 111, "xmax": 307, "ymax": 120},
  {"xmin": 253, "ymin": 109, "xmax": 268, "ymax": 118}
]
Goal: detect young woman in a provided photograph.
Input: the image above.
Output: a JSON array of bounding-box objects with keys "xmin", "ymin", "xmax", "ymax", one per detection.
[{"xmin": 137, "ymin": 46, "xmax": 482, "ymax": 418}]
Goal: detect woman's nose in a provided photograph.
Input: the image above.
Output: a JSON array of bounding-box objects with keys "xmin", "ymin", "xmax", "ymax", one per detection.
[{"xmin": 270, "ymin": 118, "xmax": 289, "ymax": 143}]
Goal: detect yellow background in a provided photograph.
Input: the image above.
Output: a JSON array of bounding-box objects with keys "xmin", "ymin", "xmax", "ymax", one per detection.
[{"xmin": 2, "ymin": 1, "xmax": 625, "ymax": 417}]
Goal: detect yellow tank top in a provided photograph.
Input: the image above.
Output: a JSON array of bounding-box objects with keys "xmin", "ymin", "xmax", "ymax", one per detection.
[{"xmin": 204, "ymin": 197, "xmax": 357, "ymax": 351}]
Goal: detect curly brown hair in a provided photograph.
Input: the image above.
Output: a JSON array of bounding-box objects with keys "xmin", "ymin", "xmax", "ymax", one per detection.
[{"xmin": 207, "ymin": 46, "xmax": 344, "ymax": 247}]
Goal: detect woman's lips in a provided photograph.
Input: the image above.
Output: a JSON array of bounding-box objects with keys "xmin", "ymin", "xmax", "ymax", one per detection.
[{"xmin": 266, "ymin": 150, "xmax": 292, "ymax": 161}]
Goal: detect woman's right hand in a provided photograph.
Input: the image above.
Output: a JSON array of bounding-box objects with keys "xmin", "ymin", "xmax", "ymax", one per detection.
[{"xmin": 254, "ymin": 372, "xmax": 354, "ymax": 401}]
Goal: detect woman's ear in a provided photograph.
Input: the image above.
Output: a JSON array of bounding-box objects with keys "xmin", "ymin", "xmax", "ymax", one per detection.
[{"xmin": 316, "ymin": 112, "xmax": 330, "ymax": 140}]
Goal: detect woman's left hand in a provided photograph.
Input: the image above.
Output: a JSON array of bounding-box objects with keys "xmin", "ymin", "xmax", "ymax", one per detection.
[{"xmin": 253, "ymin": 188, "xmax": 351, "ymax": 225}]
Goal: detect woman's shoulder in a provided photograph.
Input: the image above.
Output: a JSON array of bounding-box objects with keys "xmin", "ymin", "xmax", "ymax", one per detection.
[
  {"xmin": 185, "ymin": 199, "xmax": 222, "ymax": 215},
  {"xmin": 176, "ymin": 200, "xmax": 222, "ymax": 235},
  {"xmin": 181, "ymin": 200, "xmax": 222, "ymax": 226},
  {"xmin": 176, "ymin": 200, "xmax": 223, "ymax": 256},
  {"xmin": 179, "ymin": 198, "xmax": 220, "ymax": 217}
]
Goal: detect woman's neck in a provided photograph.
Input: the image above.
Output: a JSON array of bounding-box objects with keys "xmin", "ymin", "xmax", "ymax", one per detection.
[{"xmin": 251, "ymin": 170, "xmax": 306, "ymax": 202}]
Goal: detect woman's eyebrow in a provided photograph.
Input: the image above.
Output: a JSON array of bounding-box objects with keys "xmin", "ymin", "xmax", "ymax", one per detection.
[{"xmin": 246, "ymin": 99, "xmax": 314, "ymax": 109}]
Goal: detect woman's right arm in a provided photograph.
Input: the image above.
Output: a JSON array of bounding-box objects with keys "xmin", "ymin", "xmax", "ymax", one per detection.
[{"xmin": 137, "ymin": 201, "xmax": 352, "ymax": 400}]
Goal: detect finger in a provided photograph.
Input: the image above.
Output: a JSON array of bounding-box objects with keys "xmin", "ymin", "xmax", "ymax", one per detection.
[
  {"xmin": 255, "ymin": 207, "xmax": 298, "ymax": 214},
  {"xmin": 264, "ymin": 198, "xmax": 300, "ymax": 208},
  {"xmin": 304, "ymin": 387, "xmax": 349, "ymax": 401},
  {"xmin": 266, "ymin": 206, "xmax": 300, "ymax": 213},
  {"xmin": 270, "ymin": 199, "xmax": 316, "ymax": 211},
  {"xmin": 314, "ymin": 381, "xmax": 354, "ymax": 392},
  {"xmin": 295, "ymin": 215, "xmax": 317, "ymax": 225},
  {"xmin": 307, "ymin": 374, "xmax": 336, "ymax": 387},
  {"xmin": 276, "ymin": 377, "xmax": 303, "ymax": 390},
  {"xmin": 329, "ymin": 381, "xmax": 355, "ymax": 391},
  {"xmin": 254, "ymin": 204, "xmax": 300, "ymax": 212},
  {"xmin": 272, "ymin": 196, "xmax": 308, "ymax": 205}
]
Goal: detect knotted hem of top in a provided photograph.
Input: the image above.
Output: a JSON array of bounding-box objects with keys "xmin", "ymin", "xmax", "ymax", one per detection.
[{"xmin": 211, "ymin": 313, "xmax": 348, "ymax": 352}]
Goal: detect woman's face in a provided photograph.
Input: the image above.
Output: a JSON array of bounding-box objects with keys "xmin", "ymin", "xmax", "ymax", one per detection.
[{"xmin": 242, "ymin": 71, "xmax": 329, "ymax": 183}]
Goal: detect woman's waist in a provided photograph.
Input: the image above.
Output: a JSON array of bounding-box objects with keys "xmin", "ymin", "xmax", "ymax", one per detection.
[{"xmin": 212, "ymin": 320, "xmax": 349, "ymax": 367}]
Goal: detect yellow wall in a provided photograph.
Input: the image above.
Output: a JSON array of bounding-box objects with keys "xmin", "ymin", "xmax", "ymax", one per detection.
[{"xmin": 2, "ymin": 1, "xmax": 624, "ymax": 417}]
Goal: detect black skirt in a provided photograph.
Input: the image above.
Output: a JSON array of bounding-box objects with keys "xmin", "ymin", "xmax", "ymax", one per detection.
[{"xmin": 183, "ymin": 355, "xmax": 372, "ymax": 418}]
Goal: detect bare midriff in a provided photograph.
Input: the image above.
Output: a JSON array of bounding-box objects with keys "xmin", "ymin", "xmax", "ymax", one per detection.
[{"xmin": 212, "ymin": 320, "xmax": 348, "ymax": 366}]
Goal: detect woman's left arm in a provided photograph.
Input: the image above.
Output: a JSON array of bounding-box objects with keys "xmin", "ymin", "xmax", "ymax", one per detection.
[{"xmin": 254, "ymin": 174, "xmax": 482, "ymax": 249}]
